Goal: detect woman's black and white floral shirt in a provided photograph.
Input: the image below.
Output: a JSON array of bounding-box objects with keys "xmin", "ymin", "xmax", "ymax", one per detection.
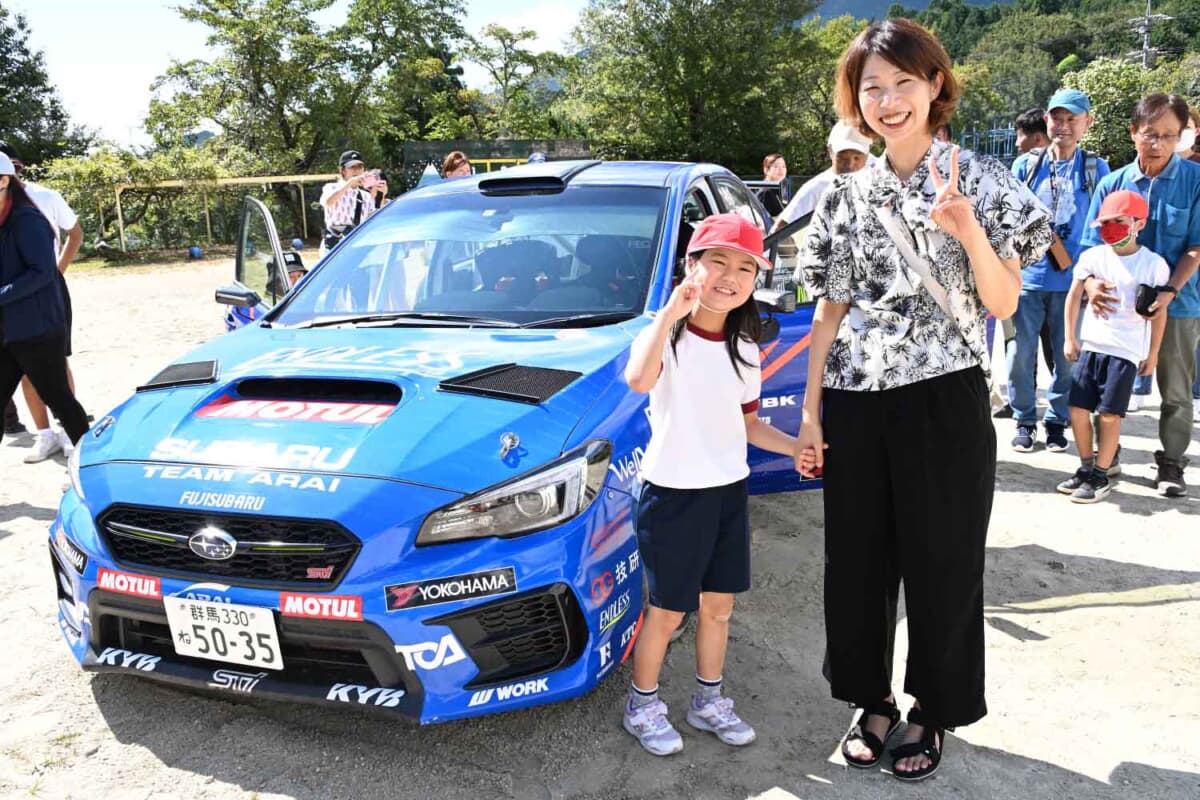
[{"xmin": 798, "ymin": 141, "xmax": 1051, "ymax": 391}]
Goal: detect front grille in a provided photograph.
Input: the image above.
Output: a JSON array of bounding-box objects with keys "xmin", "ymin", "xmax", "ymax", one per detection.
[
  {"xmin": 432, "ymin": 584, "xmax": 586, "ymax": 687},
  {"xmin": 97, "ymin": 505, "xmax": 359, "ymax": 589},
  {"xmin": 89, "ymin": 593, "xmax": 414, "ymax": 693}
]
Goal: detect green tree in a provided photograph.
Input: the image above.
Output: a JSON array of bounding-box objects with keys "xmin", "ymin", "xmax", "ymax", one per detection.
[
  {"xmin": 462, "ymin": 24, "xmax": 562, "ymax": 137},
  {"xmin": 1061, "ymin": 57, "xmax": 1148, "ymax": 167},
  {"xmin": 0, "ymin": 6, "xmax": 92, "ymax": 164},
  {"xmin": 566, "ymin": 0, "xmax": 817, "ymax": 171},
  {"xmin": 953, "ymin": 62, "xmax": 1006, "ymax": 134}
]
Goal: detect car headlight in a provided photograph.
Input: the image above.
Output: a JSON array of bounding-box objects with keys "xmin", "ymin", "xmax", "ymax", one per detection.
[
  {"xmin": 417, "ymin": 440, "xmax": 612, "ymax": 545},
  {"xmin": 67, "ymin": 442, "xmax": 85, "ymax": 500}
]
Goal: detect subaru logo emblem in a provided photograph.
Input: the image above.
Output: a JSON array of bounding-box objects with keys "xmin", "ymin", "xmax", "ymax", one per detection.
[{"xmin": 188, "ymin": 527, "xmax": 238, "ymax": 561}]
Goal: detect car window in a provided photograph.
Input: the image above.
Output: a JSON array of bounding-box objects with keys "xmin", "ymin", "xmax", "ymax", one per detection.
[
  {"xmin": 713, "ymin": 178, "xmax": 765, "ymax": 232},
  {"xmin": 274, "ymin": 186, "xmax": 668, "ymax": 326}
]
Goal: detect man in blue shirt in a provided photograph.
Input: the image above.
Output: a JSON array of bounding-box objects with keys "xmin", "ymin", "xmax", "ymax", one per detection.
[
  {"xmin": 1081, "ymin": 93, "xmax": 1200, "ymax": 498},
  {"xmin": 1011, "ymin": 89, "xmax": 1111, "ymax": 453}
]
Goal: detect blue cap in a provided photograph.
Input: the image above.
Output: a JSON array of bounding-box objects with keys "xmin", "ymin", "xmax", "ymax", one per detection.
[{"xmin": 1047, "ymin": 88, "xmax": 1091, "ymax": 115}]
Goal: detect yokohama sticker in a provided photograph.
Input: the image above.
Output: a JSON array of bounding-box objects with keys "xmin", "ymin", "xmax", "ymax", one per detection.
[
  {"xmin": 385, "ymin": 567, "xmax": 516, "ymax": 612},
  {"xmin": 198, "ymin": 398, "xmax": 393, "ymax": 425},
  {"xmin": 97, "ymin": 568, "xmax": 161, "ymax": 599},
  {"xmin": 54, "ymin": 527, "xmax": 88, "ymax": 574},
  {"xmin": 279, "ymin": 592, "xmax": 362, "ymax": 621}
]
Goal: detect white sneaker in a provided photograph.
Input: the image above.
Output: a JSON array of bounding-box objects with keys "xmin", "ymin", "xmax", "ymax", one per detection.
[
  {"xmin": 686, "ymin": 694, "xmax": 757, "ymax": 746},
  {"xmin": 58, "ymin": 430, "xmax": 74, "ymax": 458},
  {"xmin": 1193, "ymin": 398, "xmax": 1200, "ymax": 423},
  {"xmin": 24, "ymin": 433, "xmax": 62, "ymax": 463},
  {"xmin": 1128, "ymin": 395, "xmax": 1143, "ymax": 412},
  {"xmin": 623, "ymin": 698, "xmax": 684, "ymax": 756}
]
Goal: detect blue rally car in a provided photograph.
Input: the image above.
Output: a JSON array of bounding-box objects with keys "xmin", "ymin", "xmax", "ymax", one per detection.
[{"xmin": 51, "ymin": 160, "xmax": 818, "ymax": 723}]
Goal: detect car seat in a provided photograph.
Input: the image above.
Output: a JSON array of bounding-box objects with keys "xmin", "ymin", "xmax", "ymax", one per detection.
[{"xmin": 475, "ymin": 240, "xmax": 559, "ymax": 306}]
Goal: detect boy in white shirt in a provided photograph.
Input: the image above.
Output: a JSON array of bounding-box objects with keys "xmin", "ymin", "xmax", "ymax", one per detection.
[{"xmin": 1060, "ymin": 190, "xmax": 1169, "ymax": 502}]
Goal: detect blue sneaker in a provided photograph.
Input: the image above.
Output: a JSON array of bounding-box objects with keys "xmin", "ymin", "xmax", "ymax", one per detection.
[
  {"xmin": 1045, "ymin": 426, "xmax": 1069, "ymax": 453},
  {"xmin": 1011, "ymin": 426, "xmax": 1036, "ymax": 453}
]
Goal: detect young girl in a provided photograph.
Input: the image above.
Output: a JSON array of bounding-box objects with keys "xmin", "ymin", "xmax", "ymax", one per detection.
[{"xmin": 622, "ymin": 213, "xmax": 802, "ymax": 756}]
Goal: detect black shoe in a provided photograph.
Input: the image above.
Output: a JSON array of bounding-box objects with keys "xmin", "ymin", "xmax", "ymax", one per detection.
[
  {"xmin": 842, "ymin": 699, "xmax": 902, "ymax": 768},
  {"xmin": 1071, "ymin": 470, "xmax": 1112, "ymax": 504},
  {"xmin": 1154, "ymin": 451, "xmax": 1187, "ymax": 498},
  {"xmin": 992, "ymin": 403, "xmax": 1014, "ymax": 419},
  {"xmin": 1045, "ymin": 426, "xmax": 1069, "ymax": 453},
  {"xmin": 891, "ymin": 707, "xmax": 946, "ymax": 782},
  {"xmin": 1011, "ymin": 426, "xmax": 1036, "ymax": 452},
  {"xmin": 1057, "ymin": 465, "xmax": 1092, "ymax": 495},
  {"xmin": 3, "ymin": 419, "xmax": 26, "ymax": 435}
]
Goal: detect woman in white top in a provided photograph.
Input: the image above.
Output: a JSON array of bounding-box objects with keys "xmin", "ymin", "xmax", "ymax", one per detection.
[{"xmin": 795, "ymin": 19, "xmax": 1050, "ymax": 781}]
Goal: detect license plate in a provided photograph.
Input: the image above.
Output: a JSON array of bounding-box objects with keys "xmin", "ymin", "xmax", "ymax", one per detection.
[{"xmin": 164, "ymin": 598, "xmax": 284, "ymax": 670}]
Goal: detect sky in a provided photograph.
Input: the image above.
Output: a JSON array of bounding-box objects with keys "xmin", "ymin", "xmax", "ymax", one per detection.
[{"xmin": 11, "ymin": 0, "xmax": 587, "ymax": 148}]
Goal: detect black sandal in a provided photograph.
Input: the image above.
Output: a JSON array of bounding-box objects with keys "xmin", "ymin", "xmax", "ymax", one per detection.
[
  {"xmin": 890, "ymin": 707, "xmax": 946, "ymax": 782},
  {"xmin": 841, "ymin": 699, "xmax": 902, "ymax": 768}
]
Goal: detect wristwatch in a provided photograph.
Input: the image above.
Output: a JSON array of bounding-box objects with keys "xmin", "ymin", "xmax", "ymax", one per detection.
[{"xmin": 1159, "ymin": 285, "xmax": 1179, "ymax": 296}]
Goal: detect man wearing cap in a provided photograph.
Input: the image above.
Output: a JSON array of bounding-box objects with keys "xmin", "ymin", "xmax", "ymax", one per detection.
[
  {"xmin": 318, "ymin": 150, "xmax": 386, "ymax": 258},
  {"xmin": 0, "ymin": 140, "xmax": 86, "ymax": 460},
  {"xmin": 770, "ymin": 121, "xmax": 872, "ymax": 234},
  {"xmin": 1009, "ymin": 89, "xmax": 1110, "ymax": 455},
  {"xmin": 1080, "ymin": 93, "xmax": 1200, "ymax": 497}
]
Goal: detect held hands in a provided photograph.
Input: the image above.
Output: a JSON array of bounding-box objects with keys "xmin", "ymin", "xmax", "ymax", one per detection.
[
  {"xmin": 661, "ymin": 275, "xmax": 701, "ymax": 323},
  {"xmin": 1064, "ymin": 338, "xmax": 1080, "ymax": 362},
  {"xmin": 794, "ymin": 419, "xmax": 827, "ymax": 478},
  {"xmin": 928, "ymin": 146, "xmax": 982, "ymax": 244},
  {"xmin": 1139, "ymin": 355, "xmax": 1157, "ymax": 377}
]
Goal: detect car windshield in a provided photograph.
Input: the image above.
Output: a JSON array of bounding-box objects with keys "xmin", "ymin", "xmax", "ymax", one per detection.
[{"xmin": 274, "ymin": 185, "xmax": 667, "ymax": 327}]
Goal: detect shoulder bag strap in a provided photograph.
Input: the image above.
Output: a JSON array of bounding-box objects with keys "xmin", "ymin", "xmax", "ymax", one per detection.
[{"xmin": 872, "ymin": 203, "xmax": 955, "ymax": 322}]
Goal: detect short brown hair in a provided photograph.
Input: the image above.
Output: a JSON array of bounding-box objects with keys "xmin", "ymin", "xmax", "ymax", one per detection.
[
  {"xmin": 441, "ymin": 150, "xmax": 470, "ymax": 176},
  {"xmin": 834, "ymin": 18, "xmax": 960, "ymax": 139},
  {"xmin": 1186, "ymin": 106, "xmax": 1199, "ymax": 128},
  {"xmin": 762, "ymin": 153, "xmax": 784, "ymax": 174},
  {"xmin": 1131, "ymin": 93, "xmax": 1189, "ymax": 132}
]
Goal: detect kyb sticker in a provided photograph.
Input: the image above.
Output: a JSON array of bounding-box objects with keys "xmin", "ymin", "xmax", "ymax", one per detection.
[
  {"xmin": 198, "ymin": 399, "xmax": 393, "ymax": 425},
  {"xmin": 279, "ymin": 592, "xmax": 362, "ymax": 621},
  {"xmin": 97, "ymin": 568, "xmax": 161, "ymax": 599},
  {"xmin": 467, "ymin": 678, "xmax": 549, "ymax": 707},
  {"xmin": 149, "ymin": 439, "xmax": 356, "ymax": 472},
  {"xmin": 179, "ymin": 491, "xmax": 266, "ymax": 511},
  {"xmin": 326, "ymin": 683, "xmax": 405, "ymax": 707},
  {"xmin": 208, "ymin": 669, "xmax": 267, "ymax": 693},
  {"xmin": 394, "ymin": 633, "xmax": 468, "ymax": 671},
  {"xmin": 145, "ymin": 465, "xmax": 342, "ymax": 493},
  {"xmin": 385, "ymin": 567, "xmax": 516, "ymax": 612},
  {"xmin": 96, "ymin": 647, "xmax": 160, "ymax": 672}
]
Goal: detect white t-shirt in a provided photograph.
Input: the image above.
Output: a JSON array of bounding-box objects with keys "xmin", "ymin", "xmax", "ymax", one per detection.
[
  {"xmin": 1073, "ymin": 245, "xmax": 1170, "ymax": 365},
  {"xmin": 24, "ymin": 181, "xmax": 78, "ymax": 252},
  {"xmin": 638, "ymin": 323, "xmax": 761, "ymax": 489},
  {"xmin": 777, "ymin": 157, "xmax": 877, "ymax": 226}
]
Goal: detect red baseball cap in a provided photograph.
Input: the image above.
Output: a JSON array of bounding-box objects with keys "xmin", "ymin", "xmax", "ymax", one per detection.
[
  {"xmin": 686, "ymin": 213, "xmax": 772, "ymax": 271},
  {"xmin": 1091, "ymin": 189, "xmax": 1148, "ymax": 225}
]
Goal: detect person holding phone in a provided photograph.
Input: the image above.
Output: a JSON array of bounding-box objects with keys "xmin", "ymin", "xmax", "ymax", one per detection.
[{"xmin": 318, "ymin": 150, "xmax": 386, "ymax": 258}]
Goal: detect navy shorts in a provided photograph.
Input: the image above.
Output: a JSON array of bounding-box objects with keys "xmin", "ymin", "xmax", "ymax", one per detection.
[
  {"xmin": 1069, "ymin": 351, "xmax": 1138, "ymax": 417},
  {"xmin": 634, "ymin": 479, "xmax": 751, "ymax": 613}
]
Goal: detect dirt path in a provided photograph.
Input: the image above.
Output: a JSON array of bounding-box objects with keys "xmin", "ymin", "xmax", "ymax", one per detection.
[{"xmin": 1, "ymin": 261, "xmax": 1197, "ymax": 800}]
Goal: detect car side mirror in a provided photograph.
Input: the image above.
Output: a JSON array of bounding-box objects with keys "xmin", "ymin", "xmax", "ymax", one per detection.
[
  {"xmin": 758, "ymin": 314, "xmax": 780, "ymax": 344},
  {"xmin": 215, "ymin": 284, "xmax": 262, "ymax": 308},
  {"xmin": 754, "ymin": 287, "xmax": 796, "ymax": 314}
]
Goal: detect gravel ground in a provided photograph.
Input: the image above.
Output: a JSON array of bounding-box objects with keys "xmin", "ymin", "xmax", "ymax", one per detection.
[{"xmin": 0, "ymin": 260, "xmax": 1197, "ymax": 800}]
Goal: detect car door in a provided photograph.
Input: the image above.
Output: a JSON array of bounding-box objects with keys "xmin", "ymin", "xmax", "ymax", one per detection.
[
  {"xmin": 223, "ymin": 197, "xmax": 291, "ymax": 330},
  {"xmin": 710, "ymin": 175, "xmax": 819, "ymax": 494}
]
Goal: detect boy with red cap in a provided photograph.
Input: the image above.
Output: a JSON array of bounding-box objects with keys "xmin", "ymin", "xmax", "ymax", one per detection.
[
  {"xmin": 1060, "ymin": 190, "xmax": 1169, "ymax": 502},
  {"xmin": 621, "ymin": 213, "xmax": 806, "ymax": 755}
]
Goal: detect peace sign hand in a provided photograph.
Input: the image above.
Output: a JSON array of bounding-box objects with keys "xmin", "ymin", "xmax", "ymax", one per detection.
[{"xmin": 928, "ymin": 146, "xmax": 983, "ymax": 244}]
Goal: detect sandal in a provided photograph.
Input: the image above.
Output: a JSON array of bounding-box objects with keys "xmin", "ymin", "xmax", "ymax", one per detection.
[
  {"xmin": 890, "ymin": 707, "xmax": 946, "ymax": 782},
  {"xmin": 841, "ymin": 699, "xmax": 902, "ymax": 768}
]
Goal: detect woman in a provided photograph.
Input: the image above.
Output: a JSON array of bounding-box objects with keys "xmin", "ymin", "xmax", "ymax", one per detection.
[
  {"xmin": 795, "ymin": 19, "xmax": 1050, "ymax": 781},
  {"xmin": 0, "ymin": 153, "xmax": 89, "ymax": 448},
  {"xmin": 759, "ymin": 153, "xmax": 788, "ymax": 217},
  {"xmin": 442, "ymin": 150, "xmax": 472, "ymax": 179}
]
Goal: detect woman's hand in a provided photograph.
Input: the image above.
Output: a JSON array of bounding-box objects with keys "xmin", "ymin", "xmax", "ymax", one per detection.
[
  {"xmin": 795, "ymin": 419, "xmax": 827, "ymax": 478},
  {"xmin": 929, "ymin": 146, "xmax": 983, "ymax": 244}
]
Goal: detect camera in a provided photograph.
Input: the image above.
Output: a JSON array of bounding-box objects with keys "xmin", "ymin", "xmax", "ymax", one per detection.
[{"xmin": 360, "ymin": 169, "xmax": 383, "ymax": 190}]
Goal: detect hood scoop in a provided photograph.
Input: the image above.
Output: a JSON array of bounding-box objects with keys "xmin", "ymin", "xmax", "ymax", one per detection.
[
  {"xmin": 235, "ymin": 377, "xmax": 402, "ymax": 403},
  {"xmin": 194, "ymin": 378, "xmax": 403, "ymax": 425},
  {"xmin": 437, "ymin": 363, "xmax": 582, "ymax": 405}
]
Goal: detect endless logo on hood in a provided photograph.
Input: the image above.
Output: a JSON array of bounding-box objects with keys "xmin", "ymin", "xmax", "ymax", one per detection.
[
  {"xmin": 198, "ymin": 399, "xmax": 393, "ymax": 425},
  {"xmin": 385, "ymin": 567, "xmax": 517, "ymax": 611}
]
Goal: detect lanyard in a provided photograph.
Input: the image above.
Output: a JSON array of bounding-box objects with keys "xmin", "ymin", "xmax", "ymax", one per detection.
[{"xmin": 1047, "ymin": 152, "xmax": 1076, "ymax": 218}]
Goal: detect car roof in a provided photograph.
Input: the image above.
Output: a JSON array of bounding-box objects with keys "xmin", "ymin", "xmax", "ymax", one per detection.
[{"xmin": 407, "ymin": 160, "xmax": 730, "ymax": 198}]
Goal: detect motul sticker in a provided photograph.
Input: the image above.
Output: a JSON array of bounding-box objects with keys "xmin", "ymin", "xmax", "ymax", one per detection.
[
  {"xmin": 197, "ymin": 399, "xmax": 393, "ymax": 425},
  {"xmin": 279, "ymin": 592, "xmax": 362, "ymax": 621},
  {"xmin": 97, "ymin": 568, "xmax": 161, "ymax": 599}
]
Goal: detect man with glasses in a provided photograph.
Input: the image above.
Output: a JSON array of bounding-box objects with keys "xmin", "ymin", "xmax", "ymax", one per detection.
[
  {"xmin": 1010, "ymin": 90, "xmax": 1110, "ymax": 454},
  {"xmin": 1081, "ymin": 93, "xmax": 1200, "ymax": 497}
]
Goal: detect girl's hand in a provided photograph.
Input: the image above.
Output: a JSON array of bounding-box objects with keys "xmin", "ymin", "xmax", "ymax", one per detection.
[
  {"xmin": 1064, "ymin": 339, "xmax": 1080, "ymax": 362},
  {"xmin": 1139, "ymin": 356, "xmax": 1157, "ymax": 377},
  {"xmin": 795, "ymin": 420, "xmax": 827, "ymax": 478},
  {"xmin": 929, "ymin": 146, "xmax": 983, "ymax": 244},
  {"xmin": 662, "ymin": 275, "xmax": 701, "ymax": 323}
]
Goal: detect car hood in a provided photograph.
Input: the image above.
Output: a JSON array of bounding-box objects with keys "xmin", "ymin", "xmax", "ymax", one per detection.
[{"xmin": 86, "ymin": 324, "xmax": 640, "ymax": 495}]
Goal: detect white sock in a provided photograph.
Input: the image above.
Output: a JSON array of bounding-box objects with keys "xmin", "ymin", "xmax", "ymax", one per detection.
[{"xmin": 36, "ymin": 428, "xmax": 53, "ymax": 440}]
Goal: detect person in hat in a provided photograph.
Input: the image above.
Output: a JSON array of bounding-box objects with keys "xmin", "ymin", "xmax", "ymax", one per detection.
[
  {"xmin": 0, "ymin": 140, "xmax": 87, "ymax": 461},
  {"xmin": 1080, "ymin": 93, "xmax": 1200, "ymax": 497},
  {"xmin": 1059, "ymin": 190, "xmax": 1168, "ymax": 502},
  {"xmin": 318, "ymin": 149, "xmax": 386, "ymax": 258},
  {"xmin": 771, "ymin": 121, "xmax": 872, "ymax": 233},
  {"xmin": 0, "ymin": 152, "xmax": 89, "ymax": 451},
  {"xmin": 621, "ymin": 213, "xmax": 803, "ymax": 756},
  {"xmin": 1008, "ymin": 88, "xmax": 1111, "ymax": 454}
]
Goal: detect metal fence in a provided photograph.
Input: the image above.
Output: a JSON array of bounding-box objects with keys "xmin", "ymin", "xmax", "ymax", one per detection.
[{"xmin": 958, "ymin": 125, "xmax": 1020, "ymax": 166}]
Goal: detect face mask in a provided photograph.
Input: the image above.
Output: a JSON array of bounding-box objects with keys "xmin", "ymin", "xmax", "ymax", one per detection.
[
  {"xmin": 1177, "ymin": 127, "xmax": 1196, "ymax": 154},
  {"xmin": 1099, "ymin": 221, "xmax": 1134, "ymax": 247}
]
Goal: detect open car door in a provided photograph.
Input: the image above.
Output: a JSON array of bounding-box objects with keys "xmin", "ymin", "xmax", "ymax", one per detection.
[{"xmin": 216, "ymin": 197, "xmax": 292, "ymax": 331}]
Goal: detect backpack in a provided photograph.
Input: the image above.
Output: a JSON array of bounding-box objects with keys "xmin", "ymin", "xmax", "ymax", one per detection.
[{"xmin": 1022, "ymin": 147, "xmax": 1099, "ymax": 195}]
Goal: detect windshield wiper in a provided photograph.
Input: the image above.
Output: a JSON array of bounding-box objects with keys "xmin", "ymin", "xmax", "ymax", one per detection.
[
  {"xmin": 292, "ymin": 312, "xmax": 519, "ymax": 329},
  {"xmin": 521, "ymin": 311, "xmax": 641, "ymax": 328}
]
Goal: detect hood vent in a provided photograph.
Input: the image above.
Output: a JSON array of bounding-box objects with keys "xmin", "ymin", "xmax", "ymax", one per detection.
[
  {"xmin": 235, "ymin": 377, "xmax": 402, "ymax": 404},
  {"xmin": 437, "ymin": 364, "xmax": 582, "ymax": 405},
  {"xmin": 137, "ymin": 360, "xmax": 219, "ymax": 392}
]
